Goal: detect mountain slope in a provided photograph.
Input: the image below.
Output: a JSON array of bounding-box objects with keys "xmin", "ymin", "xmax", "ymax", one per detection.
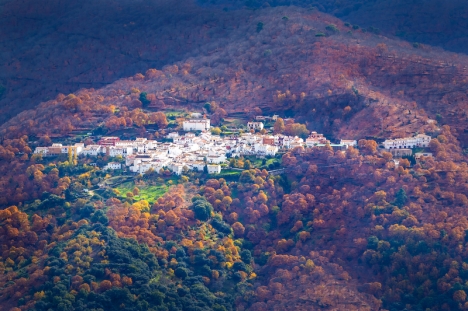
[
  {"xmin": 3, "ymin": 6, "xmax": 467, "ymax": 146},
  {"xmin": 203, "ymin": 0, "xmax": 468, "ymax": 54},
  {"xmin": 0, "ymin": 0, "xmax": 235, "ymax": 124}
]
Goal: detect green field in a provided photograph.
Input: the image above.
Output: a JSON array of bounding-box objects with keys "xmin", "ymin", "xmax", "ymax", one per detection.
[
  {"xmin": 114, "ymin": 181, "xmax": 169, "ymax": 203},
  {"xmin": 217, "ymin": 169, "xmax": 242, "ymax": 180}
]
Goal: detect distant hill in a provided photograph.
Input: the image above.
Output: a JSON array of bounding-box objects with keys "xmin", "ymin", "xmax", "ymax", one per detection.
[{"xmin": 202, "ymin": 0, "xmax": 468, "ymax": 54}]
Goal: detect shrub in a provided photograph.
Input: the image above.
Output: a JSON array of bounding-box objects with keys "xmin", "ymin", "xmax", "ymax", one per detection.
[
  {"xmin": 325, "ymin": 24, "xmax": 339, "ymax": 33},
  {"xmin": 256, "ymin": 22, "xmax": 264, "ymax": 33}
]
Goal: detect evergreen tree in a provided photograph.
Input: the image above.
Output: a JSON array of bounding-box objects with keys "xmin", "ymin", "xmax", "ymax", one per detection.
[{"xmin": 394, "ymin": 188, "xmax": 407, "ymax": 207}]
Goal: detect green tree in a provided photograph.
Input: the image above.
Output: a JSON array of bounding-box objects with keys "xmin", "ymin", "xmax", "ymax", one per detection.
[
  {"xmin": 394, "ymin": 188, "xmax": 407, "ymax": 207},
  {"xmin": 367, "ymin": 236, "xmax": 379, "ymax": 249},
  {"xmin": 139, "ymin": 92, "xmax": 150, "ymax": 106},
  {"xmin": 191, "ymin": 197, "xmax": 213, "ymax": 221}
]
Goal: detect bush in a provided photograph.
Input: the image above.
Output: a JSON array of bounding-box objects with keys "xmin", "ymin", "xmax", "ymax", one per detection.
[
  {"xmin": 191, "ymin": 197, "xmax": 213, "ymax": 221},
  {"xmin": 325, "ymin": 24, "xmax": 339, "ymax": 33}
]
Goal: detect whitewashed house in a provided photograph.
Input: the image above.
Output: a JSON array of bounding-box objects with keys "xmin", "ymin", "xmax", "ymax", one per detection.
[
  {"xmin": 104, "ymin": 162, "xmax": 122, "ymax": 170},
  {"xmin": 384, "ymin": 134, "xmax": 431, "ymax": 150},
  {"xmin": 207, "ymin": 164, "xmax": 221, "ymax": 174},
  {"xmin": 207, "ymin": 154, "xmax": 226, "ymax": 164},
  {"xmin": 108, "ymin": 146, "xmax": 133, "ymax": 158},
  {"xmin": 247, "ymin": 122, "xmax": 264, "ymax": 131},
  {"xmin": 167, "ymin": 132, "xmax": 179, "ymax": 140},
  {"xmin": 82, "ymin": 145, "xmax": 103, "ymax": 156},
  {"xmin": 340, "ymin": 140, "xmax": 357, "ymax": 148},
  {"xmin": 306, "ymin": 132, "xmax": 328, "ymax": 147},
  {"xmin": 183, "ymin": 119, "xmax": 210, "ymax": 131},
  {"xmin": 34, "ymin": 147, "xmax": 49, "ymax": 156}
]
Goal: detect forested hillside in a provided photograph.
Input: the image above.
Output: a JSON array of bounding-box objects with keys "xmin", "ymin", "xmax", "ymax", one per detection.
[
  {"xmin": 0, "ymin": 1, "xmax": 468, "ymax": 311},
  {"xmin": 203, "ymin": 0, "xmax": 468, "ymax": 54},
  {"xmin": 2, "ymin": 6, "xmax": 467, "ymax": 146}
]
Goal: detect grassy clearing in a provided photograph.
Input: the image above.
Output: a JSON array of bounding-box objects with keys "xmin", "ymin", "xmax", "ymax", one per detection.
[
  {"xmin": 114, "ymin": 181, "xmax": 169, "ymax": 203},
  {"xmin": 223, "ymin": 117, "xmax": 247, "ymax": 127},
  {"xmin": 165, "ymin": 110, "xmax": 186, "ymax": 118},
  {"xmin": 217, "ymin": 169, "xmax": 241, "ymax": 180}
]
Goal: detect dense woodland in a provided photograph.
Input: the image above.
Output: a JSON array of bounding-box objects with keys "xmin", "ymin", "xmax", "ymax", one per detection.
[
  {"xmin": 0, "ymin": 113, "xmax": 467, "ymax": 310},
  {"xmin": 1, "ymin": 1, "xmax": 468, "ymax": 310}
]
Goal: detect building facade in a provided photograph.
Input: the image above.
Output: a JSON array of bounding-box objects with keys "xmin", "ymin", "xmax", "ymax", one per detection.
[
  {"xmin": 383, "ymin": 134, "xmax": 431, "ymax": 149},
  {"xmin": 183, "ymin": 119, "xmax": 210, "ymax": 131}
]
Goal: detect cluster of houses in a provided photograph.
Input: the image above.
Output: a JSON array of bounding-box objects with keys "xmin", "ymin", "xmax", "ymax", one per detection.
[{"xmin": 33, "ymin": 116, "xmax": 434, "ymax": 176}]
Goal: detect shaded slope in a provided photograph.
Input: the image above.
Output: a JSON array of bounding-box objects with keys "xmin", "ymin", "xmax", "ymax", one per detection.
[
  {"xmin": 2, "ymin": 6, "xmax": 467, "ymax": 146},
  {"xmin": 0, "ymin": 0, "xmax": 234, "ymax": 124},
  {"xmin": 203, "ymin": 0, "xmax": 468, "ymax": 54}
]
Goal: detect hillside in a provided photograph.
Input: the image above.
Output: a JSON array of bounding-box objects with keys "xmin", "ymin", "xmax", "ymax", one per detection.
[
  {"xmin": 2, "ymin": 6, "xmax": 467, "ymax": 146},
  {"xmin": 204, "ymin": 0, "xmax": 468, "ymax": 54},
  {"xmin": 0, "ymin": 0, "xmax": 233, "ymax": 124},
  {"xmin": 0, "ymin": 2, "xmax": 467, "ymax": 311}
]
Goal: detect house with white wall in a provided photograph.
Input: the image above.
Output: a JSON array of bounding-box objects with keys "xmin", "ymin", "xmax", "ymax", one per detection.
[
  {"xmin": 109, "ymin": 146, "xmax": 133, "ymax": 158},
  {"xmin": 207, "ymin": 164, "xmax": 221, "ymax": 174},
  {"xmin": 183, "ymin": 119, "xmax": 210, "ymax": 131},
  {"xmin": 82, "ymin": 145, "xmax": 103, "ymax": 156},
  {"xmin": 340, "ymin": 140, "xmax": 357, "ymax": 148},
  {"xmin": 384, "ymin": 134, "xmax": 431, "ymax": 149},
  {"xmin": 247, "ymin": 122, "xmax": 264, "ymax": 131},
  {"xmin": 104, "ymin": 162, "xmax": 122, "ymax": 170}
]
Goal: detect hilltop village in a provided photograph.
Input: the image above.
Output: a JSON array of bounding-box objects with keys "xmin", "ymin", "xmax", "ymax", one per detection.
[{"xmin": 33, "ymin": 114, "xmax": 433, "ymax": 175}]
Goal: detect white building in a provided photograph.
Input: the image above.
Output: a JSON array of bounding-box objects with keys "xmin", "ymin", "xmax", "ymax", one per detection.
[
  {"xmin": 81, "ymin": 145, "xmax": 103, "ymax": 156},
  {"xmin": 206, "ymin": 154, "xmax": 226, "ymax": 164},
  {"xmin": 247, "ymin": 122, "xmax": 264, "ymax": 131},
  {"xmin": 183, "ymin": 119, "xmax": 210, "ymax": 131},
  {"xmin": 383, "ymin": 134, "xmax": 431, "ymax": 150},
  {"xmin": 34, "ymin": 147, "xmax": 49, "ymax": 156},
  {"xmin": 108, "ymin": 146, "xmax": 133, "ymax": 158},
  {"xmin": 207, "ymin": 164, "xmax": 221, "ymax": 174},
  {"xmin": 306, "ymin": 132, "xmax": 328, "ymax": 147},
  {"xmin": 167, "ymin": 132, "xmax": 179, "ymax": 140},
  {"xmin": 191, "ymin": 112, "xmax": 203, "ymax": 118},
  {"xmin": 254, "ymin": 144, "xmax": 279, "ymax": 156},
  {"xmin": 287, "ymin": 137, "xmax": 304, "ymax": 149},
  {"xmin": 340, "ymin": 140, "xmax": 357, "ymax": 148},
  {"xmin": 189, "ymin": 161, "xmax": 206, "ymax": 172},
  {"xmin": 104, "ymin": 162, "xmax": 122, "ymax": 170}
]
